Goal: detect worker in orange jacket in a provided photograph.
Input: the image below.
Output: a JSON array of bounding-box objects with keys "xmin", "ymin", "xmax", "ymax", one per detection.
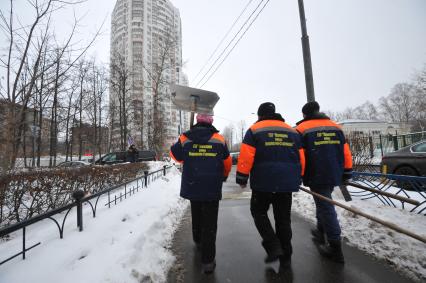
[
  {"xmin": 295, "ymin": 101, "xmax": 353, "ymax": 263},
  {"xmin": 170, "ymin": 113, "xmax": 232, "ymax": 274},
  {"xmin": 236, "ymin": 102, "xmax": 305, "ymax": 269}
]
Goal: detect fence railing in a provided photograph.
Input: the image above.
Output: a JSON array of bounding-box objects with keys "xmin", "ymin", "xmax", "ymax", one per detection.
[
  {"xmin": 347, "ymin": 131, "xmax": 426, "ymax": 158},
  {"xmin": 0, "ymin": 165, "xmax": 173, "ymax": 266},
  {"xmin": 348, "ymin": 171, "xmax": 426, "ymax": 215}
]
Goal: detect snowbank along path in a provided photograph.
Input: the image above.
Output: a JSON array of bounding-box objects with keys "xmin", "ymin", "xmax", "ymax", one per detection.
[
  {"xmin": 0, "ymin": 166, "xmax": 188, "ymax": 283},
  {"xmin": 292, "ymin": 187, "xmax": 426, "ymax": 282}
]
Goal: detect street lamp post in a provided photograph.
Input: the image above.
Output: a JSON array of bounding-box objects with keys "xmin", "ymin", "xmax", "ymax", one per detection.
[{"xmin": 297, "ymin": 0, "xmax": 315, "ymax": 102}]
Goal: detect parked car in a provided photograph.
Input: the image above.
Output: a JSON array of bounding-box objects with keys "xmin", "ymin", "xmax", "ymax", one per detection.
[
  {"xmin": 57, "ymin": 161, "xmax": 91, "ymax": 168},
  {"xmin": 138, "ymin": 150, "xmax": 157, "ymax": 162},
  {"xmin": 95, "ymin": 150, "xmax": 157, "ymax": 165},
  {"xmin": 380, "ymin": 140, "xmax": 426, "ymax": 177}
]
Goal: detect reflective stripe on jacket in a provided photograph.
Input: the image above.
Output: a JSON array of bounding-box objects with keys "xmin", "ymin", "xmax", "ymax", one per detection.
[
  {"xmin": 170, "ymin": 124, "xmax": 232, "ymax": 201},
  {"xmin": 295, "ymin": 118, "xmax": 353, "ymax": 187},
  {"xmin": 236, "ymin": 118, "xmax": 305, "ymax": 192}
]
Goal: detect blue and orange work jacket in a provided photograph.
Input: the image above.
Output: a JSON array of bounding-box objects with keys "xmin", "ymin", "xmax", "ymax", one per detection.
[
  {"xmin": 236, "ymin": 115, "xmax": 305, "ymax": 192},
  {"xmin": 170, "ymin": 123, "xmax": 232, "ymax": 201},
  {"xmin": 295, "ymin": 114, "xmax": 353, "ymax": 187}
]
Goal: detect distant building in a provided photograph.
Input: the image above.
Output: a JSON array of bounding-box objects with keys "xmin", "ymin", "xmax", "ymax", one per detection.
[
  {"xmin": 337, "ymin": 119, "xmax": 411, "ymax": 136},
  {"xmin": 110, "ymin": 0, "xmax": 190, "ymax": 152},
  {"xmin": 0, "ymin": 99, "xmax": 51, "ymax": 159}
]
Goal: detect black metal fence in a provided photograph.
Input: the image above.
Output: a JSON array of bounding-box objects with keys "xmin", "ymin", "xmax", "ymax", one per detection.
[
  {"xmin": 349, "ymin": 171, "xmax": 426, "ymax": 215},
  {"xmin": 347, "ymin": 131, "xmax": 426, "ymax": 158},
  {"xmin": 0, "ymin": 165, "xmax": 173, "ymax": 266}
]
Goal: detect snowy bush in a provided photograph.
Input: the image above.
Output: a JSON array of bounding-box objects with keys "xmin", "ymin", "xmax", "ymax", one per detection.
[
  {"xmin": 346, "ymin": 133, "xmax": 378, "ymax": 172},
  {"xmin": 0, "ymin": 163, "xmax": 148, "ymax": 229}
]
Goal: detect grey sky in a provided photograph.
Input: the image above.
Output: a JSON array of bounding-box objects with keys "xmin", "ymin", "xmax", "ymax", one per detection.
[{"xmin": 1, "ymin": 0, "xmax": 425, "ymax": 132}]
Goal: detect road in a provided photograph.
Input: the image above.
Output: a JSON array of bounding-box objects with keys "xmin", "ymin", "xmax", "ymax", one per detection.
[{"xmin": 167, "ymin": 167, "xmax": 414, "ymax": 283}]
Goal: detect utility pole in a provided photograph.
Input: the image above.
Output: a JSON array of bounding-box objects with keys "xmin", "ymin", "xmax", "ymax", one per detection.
[{"xmin": 297, "ymin": 0, "xmax": 315, "ymax": 102}]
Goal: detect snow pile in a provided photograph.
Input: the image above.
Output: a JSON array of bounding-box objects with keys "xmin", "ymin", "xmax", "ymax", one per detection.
[
  {"xmin": 292, "ymin": 187, "xmax": 426, "ymax": 282},
  {"xmin": 146, "ymin": 161, "xmax": 175, "ymax": 172},
  {"xmin": 349, "ymin": 184, "xmax": 425, "ymax": 212},
  {"xmin": 0, "ymin": 167, "xmax": 188, "ymax": 283}
]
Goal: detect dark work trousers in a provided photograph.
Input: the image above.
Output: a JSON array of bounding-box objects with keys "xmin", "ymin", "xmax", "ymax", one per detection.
[
  {"xmin": 190, "ymin": 200, "xmax": 219, "ymax": 264},
  {"xmin": 250, "ymin": 190, "xmax": 293, "ymax": 258},
  {"xmin": 310, "ymin": 186, "xmax": 341, "ymax": 241}
]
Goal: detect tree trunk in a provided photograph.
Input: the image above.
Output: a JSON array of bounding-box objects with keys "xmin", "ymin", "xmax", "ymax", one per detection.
[
  {"xmin": 93, "ymin": 71, "xmax": 97, "ymax": 163},
  {"xmin": 49, "ymin": 58, "xmax": 60, "ymax": 167},
  {"xmin": 122, "ymin": 80, "xmax": 127, "ymax": 151},
  {"xmin": 78, "ymin": 75, "xmax": 84, "ymax": 161},
  {"xmin": 98, "ymin": 92, "xmax": 103, "ymax": 158},
  {"xmin": 64, "ymin": 94, "xmax": 72, "ymax": 162},
  {"xmin": 31, "ymin": 106, "xmax": 37, "ymax": 167}
]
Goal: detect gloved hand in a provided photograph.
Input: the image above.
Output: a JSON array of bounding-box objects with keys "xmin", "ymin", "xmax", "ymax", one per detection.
[
  {"xmin": 342, "ymin": 169, "xmax": 353, "ymax": 183},
  {"xmin": 223, "ymin": 176, "xmax": 228, "ymax": 182}
]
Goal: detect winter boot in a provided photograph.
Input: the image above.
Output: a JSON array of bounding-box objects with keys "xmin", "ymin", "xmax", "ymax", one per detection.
[
  {"xmin": 279, "ymin": 255, "xmax": 291, "ymax": 271},
  {"xmin": 311, "ymin": 228, "xmax": 326, "ymax": 245},
  {"xmin": 318, "ymin": 239, "xmax": 345, "ymax": 263},
  {"xmin": 262, "ymin": 239, "xmax": 284, "ymax": 263},
  {"xmin": 263, "ymin": 242, "xmax": 284, "ymax": 263},
  {"xmin": 201, "ymin": 260, "xmax": 216, "ymax": 274}
]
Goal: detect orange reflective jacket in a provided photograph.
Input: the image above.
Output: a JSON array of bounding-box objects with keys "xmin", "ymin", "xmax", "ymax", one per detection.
[
  {"xmin": 236, "ymin": 116, "xmax": 305, "ymax": 192},
  {"xmin": 170, "ymin": 124, "xmax": 231, "ymax": 201},
  {"xmin": 296, "ymin": 116, "xmax": 353, "ymax": 186}
]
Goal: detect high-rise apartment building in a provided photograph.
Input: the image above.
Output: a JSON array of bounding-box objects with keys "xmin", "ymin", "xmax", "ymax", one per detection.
[{"xmin": 110, "ymin": 0, "xmax": 189, "ymax": 153}]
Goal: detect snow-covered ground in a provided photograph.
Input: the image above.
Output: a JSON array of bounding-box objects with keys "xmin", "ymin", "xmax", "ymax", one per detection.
[
  {"xmin": 292, "ymin": 187, "xmax": 426, "ymax": 282},
  {"xmin": 348, "ymin": 184, "xmax": 426, "ymax": 212},
  {"xmin": 2, "ymin": 166, "xmax": 425, "ymax": 282},
  {"xmin": 0, "ymin": 166, "xmax": 188, "ymax": 283},
  {"xmin": 145, "ymin": 161, "xmax": 171, "ymax": 172}
]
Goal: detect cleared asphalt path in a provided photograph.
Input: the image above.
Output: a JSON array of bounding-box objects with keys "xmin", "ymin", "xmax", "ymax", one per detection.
[{"xmin": 167, "ymin": 167, "xmax": 414, "ymax": 283}]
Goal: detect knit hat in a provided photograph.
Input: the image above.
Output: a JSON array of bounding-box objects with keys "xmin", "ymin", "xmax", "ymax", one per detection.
[
  {"xmin": 302, "ymin": 101, "xmax": 320, "ymax": 116},
  {"xmin": 257, "ymin": 102, "xmax": 275, "ymax": 117},
  {"xmin": 196, "ymin": 113, "xmax": 214, "ymax": 124}
]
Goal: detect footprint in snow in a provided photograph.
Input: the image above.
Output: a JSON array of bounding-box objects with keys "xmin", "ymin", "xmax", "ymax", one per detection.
[
  {"xmin": 122, "ymin": 214, "xmax": 131, "ymax": 222},
  {"xmin": 78, "ymin": 251, "xmax": 89, "ymax": 261}
]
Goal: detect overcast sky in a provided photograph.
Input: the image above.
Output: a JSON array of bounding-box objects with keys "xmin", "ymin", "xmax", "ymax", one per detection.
[{"xmin": 1, "ymin": 0, "xmax": 425, "ymax": 132}]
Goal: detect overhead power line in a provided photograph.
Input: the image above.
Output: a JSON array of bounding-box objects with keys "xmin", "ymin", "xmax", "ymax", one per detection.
[
  {"xmin": 199, "ymin": 0, "xmax": 271, "ymax": 88},
  {"xmin": 192, "ymin": 0, "xmax": 255, "ymax": 83},
  {"xmin": 195, "ymin": 0, "xmax": 268, "ymax": 88}
]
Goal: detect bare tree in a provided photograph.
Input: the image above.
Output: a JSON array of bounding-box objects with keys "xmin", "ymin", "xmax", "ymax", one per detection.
[
  {"xmin": 237, "ymin": 120, "xmax": 246, "ymax": 144},
  {"xmin": 352, "ymin": 102, "xmax": 380, "ymax": 120},
  {"xmin": 63, "ymin": 84, "xmax": 78, "ymax": 162},
  {"xmin": 411, "ymin": 65, "xmax": 426, "ymax": 131},
  {"xmin": 324, "ymin": 65, "xmax": 426, "ymax": 130},
  {"xmin": 110, "ymin": 52, "xmax": 132, "ymax": 151},
  {"xmin": 142, "ymin": 28, "xmax": 180, "ymax": 154},
  {"xmin": 108, "ymin": 99, "xmax": 118, "ymax": 152},
  {"xmin": 84, "ymin": 60, "xmax": 108, "ymax": 160},
  {"xmin": 222, "ymin": 124, "xmax": 235, "ymax": 151},
  {"xmin": 345, "ymin": 132, "xmax": 375, "ymax": 171},
  {"xmin": 75, "ymin": 59, "xmax": 89, "ymax": 160},
  {"xmin": 0, "ymin": 0, "xmax": 104, "ymax": 170},
  {"xmin": 379, "ymin": 83, "xmax": 417, "ymax": 124}
]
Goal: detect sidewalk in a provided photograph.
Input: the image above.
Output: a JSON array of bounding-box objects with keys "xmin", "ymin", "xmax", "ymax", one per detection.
[{"xmin": 167, "ymin": 169, "xmax": 415, "ymax": 283}]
